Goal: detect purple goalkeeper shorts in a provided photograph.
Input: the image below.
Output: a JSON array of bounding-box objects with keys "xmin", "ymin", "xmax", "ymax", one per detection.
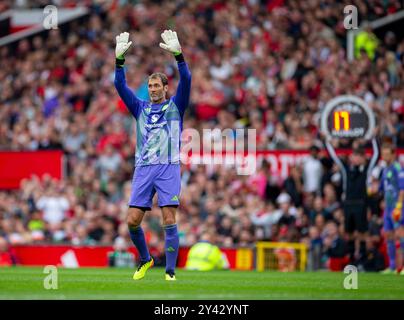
[
  {"xmin": 129, "ymin": 164, "xmax": 181, "ymax": 210},
  {"xmin": 383, "ymin": 208, "xmax": 404, "ymax": 232}
]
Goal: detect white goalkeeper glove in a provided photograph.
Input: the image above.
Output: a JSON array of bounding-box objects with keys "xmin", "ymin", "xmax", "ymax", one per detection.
[
  {"xmin": 159, "ymin": 29, "xmax": 182, "ymax": 55},
  {"xmin": 115, "ymin": 32, "xmax": 132, "ymax": 59}
]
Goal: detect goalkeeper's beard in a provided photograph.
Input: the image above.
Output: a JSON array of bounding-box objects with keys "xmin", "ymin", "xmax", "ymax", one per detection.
[{"xmin": 151, "ymin": 92, "xmax": 167, "ymax": 104}]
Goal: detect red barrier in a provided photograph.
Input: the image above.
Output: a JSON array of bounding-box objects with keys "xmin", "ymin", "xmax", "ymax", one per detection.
[
  {"xmin": 11, "ymin": 245, "xmax": 253, "ymax": 270},
  {"xmin": 13, "ymin": 245, "xmax": 119, "ymax": 267},
  {"xmin": 0, "ymin": 151, "xmax": 64, "ymax": 189}
]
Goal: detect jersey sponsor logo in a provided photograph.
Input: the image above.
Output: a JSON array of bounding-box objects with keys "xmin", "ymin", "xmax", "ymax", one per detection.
[
  {"xmin": 144, "ymin": 121, "xmax": 167, "ymax": 129},
  {"xmin": 151, "ymin": 114, "xmax": 159, "ymax": 123}
]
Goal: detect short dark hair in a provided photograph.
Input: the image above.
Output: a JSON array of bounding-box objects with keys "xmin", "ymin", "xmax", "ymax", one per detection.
[
  {"xmin": 352, "ymin": 147, "xmax": 365, "ymax": 156},
  {"xmin": 148, "ymin": 72, "xmax": 168, "ymax": 86},
  {"xmin": 310, "ymin": 145, "xmax": 320, "ymax": 153}
]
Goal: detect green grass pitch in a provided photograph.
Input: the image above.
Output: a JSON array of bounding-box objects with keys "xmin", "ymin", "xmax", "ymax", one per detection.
[{"xmin": 0, "ymin": 266, "xmax": 403, "ymax": 300}]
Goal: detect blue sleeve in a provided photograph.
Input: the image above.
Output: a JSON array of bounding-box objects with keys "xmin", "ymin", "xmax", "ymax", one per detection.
[
  {"xmin": 173, "ymin": 61, "xmax": 192, "ymax": 117},
  {"xmin": 114, "ymin": 67, "xmax": 143, "ymax": 118},
  {"xmin": 379, "ymin": 173, "xmax": 384, "ymax": 193},
  {"xmin": 398, "ymin": 168, "xmax": 404, "ymax": 191}
]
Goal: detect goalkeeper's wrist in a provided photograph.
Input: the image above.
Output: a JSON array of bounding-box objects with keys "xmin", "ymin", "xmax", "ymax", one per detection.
[
  {"xmin": 174, "ymin": 53, "xmax": 184, "ymax": 63},
  {"xmin": 116, "ymin": 57, "xmax": 125, "ymax": 68},
  {"xmin": 396, "ymin": 202, "xmax": 403, "ymax": 209}
]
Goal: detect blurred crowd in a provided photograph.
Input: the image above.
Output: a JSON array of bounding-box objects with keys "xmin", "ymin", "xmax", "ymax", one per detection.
[{"xmin": 1, "ymin": 0, "xmax": 404, "ymax": 270}]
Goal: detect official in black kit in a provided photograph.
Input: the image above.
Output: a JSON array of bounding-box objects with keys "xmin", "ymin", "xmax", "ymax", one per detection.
[{"xmin": 325, "ymin": 138, "xmax": 379, "ymax": 266}]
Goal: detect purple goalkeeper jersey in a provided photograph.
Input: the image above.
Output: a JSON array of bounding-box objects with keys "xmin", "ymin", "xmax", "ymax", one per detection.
[{"xmin": 114, "ymin": 60, "xmax": 191, "ymax": 166}]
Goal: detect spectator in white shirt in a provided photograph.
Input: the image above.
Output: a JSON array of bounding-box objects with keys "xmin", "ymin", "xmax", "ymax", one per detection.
[
  {"xmin": 251, "ymin": 201, "xmax": 282, "ymax": 239},
  {"xmin": 36, "ymin": 190, "xmax": 69, "ymax": 226},
  {"xmin": 96, "ymin": 144, "xmax": 122, "ymax": 182},
  {"xmin": 302, "ymin": 145, "xmax": 323, "ymax": 195},
  {"xmin": 62, "ymin": 124, "xmax": 86, "ymax": 154}
]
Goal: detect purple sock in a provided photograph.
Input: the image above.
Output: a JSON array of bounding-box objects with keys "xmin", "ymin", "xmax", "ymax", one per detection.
[
  {"xmin": 387, "ymin": 239, "xmax": 396, "ymax": 270},
  {"xmin": 128, "ymin": 226, "xmax": 150, "ymax": 263},
  {"xmin": 164, "ymin": 224, "xmax": 179, "ymax": 274}
]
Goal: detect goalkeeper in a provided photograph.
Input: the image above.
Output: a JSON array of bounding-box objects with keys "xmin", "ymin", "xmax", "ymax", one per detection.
[
  {"xmin": 378, "ymin": 142, "xmax": 404, "ymax": 275},
  {"xmin": 114, "ymin": 30, "xmax": 191, "ymax": 281}
]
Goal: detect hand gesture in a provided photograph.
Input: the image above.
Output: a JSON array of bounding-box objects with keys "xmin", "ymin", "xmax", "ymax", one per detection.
[
  {"xmin": 115, "ymin": 32, "xmax": 132, "ymax": 59},
  {"xmin": 159, "ymin": 29, "xmax": 182, "ymax": 55}
]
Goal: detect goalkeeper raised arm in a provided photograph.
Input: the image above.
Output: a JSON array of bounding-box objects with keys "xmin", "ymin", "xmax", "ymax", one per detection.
[{"xmin": 114, "ymin": 30, "xmax": 191, "ymax": 281}]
